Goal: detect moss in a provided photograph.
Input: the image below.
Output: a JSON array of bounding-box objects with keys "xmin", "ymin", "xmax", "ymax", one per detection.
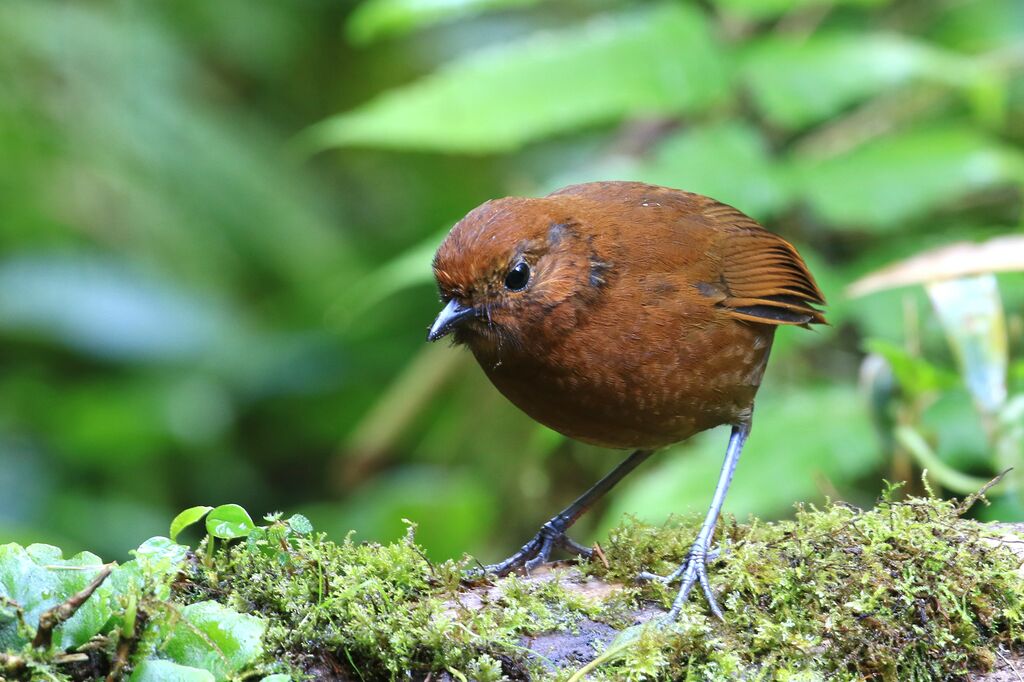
[
  {"xmin": 185, "ymin": 522, "xmax": 601, "ymax": 680},
  {"xmin": 583, "ymin": 487, "xmax": 1024, "ymax": 681},
  {"xmin": 172, "ymin": 491, "xmax": 1024, "ymax": 680},
  {"xmin": 3, "ymin": 490, "xmax": 1022, "ymax": 680},
  {"xmin": 4, "ymin": 489, "xmax": 1003, "ymax": 679}
]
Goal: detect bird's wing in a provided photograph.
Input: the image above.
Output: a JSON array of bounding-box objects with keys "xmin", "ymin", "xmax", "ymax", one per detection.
[{"xmin": 702, "ymin": 202, "xmax": 827, "ymax": 326}]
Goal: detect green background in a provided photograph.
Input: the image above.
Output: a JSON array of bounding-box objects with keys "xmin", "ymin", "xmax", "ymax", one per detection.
[{"xmin": 0, "ymin": 0, "xmax": 1021, "ymax": 562}]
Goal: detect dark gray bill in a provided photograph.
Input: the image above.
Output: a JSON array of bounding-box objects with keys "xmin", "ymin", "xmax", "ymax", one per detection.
[{"xmin": 427, "ymin": 298, "xmax": 476, "ymax": 341}]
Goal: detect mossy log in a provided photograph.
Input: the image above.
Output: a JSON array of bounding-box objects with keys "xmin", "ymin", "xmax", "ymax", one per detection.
[
  {"xmin": 7, "ymin": 494, "xmax": 1024, "ymax": 681},
  {"xmin": 467, "ymin": 543, "xmax": 1024, "ymax": 682},
  {"xmin": 197, "ymin": 493, "xmax": 1024, "ymax": 681}
]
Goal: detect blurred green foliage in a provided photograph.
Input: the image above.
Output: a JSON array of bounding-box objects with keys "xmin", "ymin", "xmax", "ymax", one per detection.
[{"xmin": 0, "ymin": 0, "xmax": 1022, "ymax": 564}]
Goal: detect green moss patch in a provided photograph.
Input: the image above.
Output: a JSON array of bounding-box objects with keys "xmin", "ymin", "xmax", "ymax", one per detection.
[
  {"xmin": 586, "ymin": 487, "xmax": 1024, "ymax": 680},
  {"xmin": 2, "ymin": 490, "xmax": 1022, "ymax": 681}
]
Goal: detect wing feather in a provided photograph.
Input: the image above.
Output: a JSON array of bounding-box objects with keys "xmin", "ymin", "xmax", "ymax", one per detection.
[{"xmin": 702, "ymin": 201, "xmax": 827, "ymax": 326}]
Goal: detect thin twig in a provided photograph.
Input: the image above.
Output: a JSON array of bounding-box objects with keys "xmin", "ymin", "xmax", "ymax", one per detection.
[
  {"xmin": 592, "ymin": 543, "xmax": 609, "ymax": 570},
  {"xmin": 957, "ymin": 469, "xmax": 1012, "ymax": 515},
  {"xmin": 33, "ymin": 563, "xmax": 114, "ymax": 649}
]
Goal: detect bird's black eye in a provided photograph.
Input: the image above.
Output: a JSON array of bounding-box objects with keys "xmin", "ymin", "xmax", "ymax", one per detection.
[{"xmin": 504, "ymin": 261, "xmax": 530, "ymax": 291}]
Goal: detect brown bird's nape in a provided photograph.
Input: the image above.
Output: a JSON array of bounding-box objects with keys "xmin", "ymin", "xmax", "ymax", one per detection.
[{"xmin": 428, "ymin": 181, "xmax": 826, "ymax": 620}]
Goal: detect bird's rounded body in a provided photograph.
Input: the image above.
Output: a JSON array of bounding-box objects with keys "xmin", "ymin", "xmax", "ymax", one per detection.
[
  {"xmin": 431, "ymin": 181, "xmax": 824, "ymax": 450},
  {"xmin": 476, "ymin": 282, "xmax": 774, "ymax": 450}
]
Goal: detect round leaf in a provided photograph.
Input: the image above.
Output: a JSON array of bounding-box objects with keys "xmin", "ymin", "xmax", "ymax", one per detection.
[{"xmin": 205, "ymin": 504, "xmax": 256, "ymax": 540}]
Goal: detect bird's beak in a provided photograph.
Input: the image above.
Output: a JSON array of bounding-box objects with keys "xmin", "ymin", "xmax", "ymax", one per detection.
[{"xmin": 427, "ymin": 299, "xmax": 477, "ymax": 342}]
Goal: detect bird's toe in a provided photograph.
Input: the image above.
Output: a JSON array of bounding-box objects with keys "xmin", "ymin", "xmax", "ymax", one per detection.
[
  {"xmin": 470, "ymin": 528, "xmax": 591, "ymax": 579},
  {"xmin": 637, "ymin": 542, "xmax": 726, "ymax": 621}
]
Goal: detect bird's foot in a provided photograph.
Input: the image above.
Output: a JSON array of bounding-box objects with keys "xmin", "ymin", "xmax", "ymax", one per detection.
[
  {"xmin": 468, "ymin": 520, "xmax": 592, "ymax": 580},
  {"xmin": 637, "ymin": 540, "xmax": 724, "ymax": 621}
]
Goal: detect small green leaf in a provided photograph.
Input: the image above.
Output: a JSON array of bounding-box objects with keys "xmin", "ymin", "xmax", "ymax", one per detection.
[
  {"xmin": 170, "ymin": 506, "xmax": 214, "ymax": 542},
  {"xmin": 130, "ymin": 660, "xmax": 216, "ymax": 682},
  {"xmin": 161, "ymin": 601, "xmax": 266, "ymax": 681},
  {"xmin": 286, "ymin": 514, "xmax": 313, "ymax": 535},
  {"xmin": 107, "ymin": 536, "xmax": 189, "ymax": 631},
  {"xmin": 133, "ymin": 536, "xmax": 189, "ymax": 565},
  {"xmin": 306, "ymin": 4, "xmax": 727, "ymax": 153},
  {"xmin": 260, "ymin": 675, "xmax": 292, "ymax": 682},
  {"xmin": 206, "ymin": 504, "xmax": 256, "ymax": 540}
]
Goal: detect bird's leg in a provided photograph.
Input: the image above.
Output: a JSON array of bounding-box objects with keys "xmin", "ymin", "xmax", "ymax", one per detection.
[
  {"xmin": 638, "ymin": 423, "xmax": 749, "ymax": 621},
  {"xmin": 474, "ymin": 448, "xmax": 656, "ymax": 578}
]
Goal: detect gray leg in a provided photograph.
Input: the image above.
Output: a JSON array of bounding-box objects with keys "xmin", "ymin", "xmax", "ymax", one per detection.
[
  {"xmin": 639, "ymin": 422, "xmax": 750, "ymax": 620},
  {"xmin": 475, "ymin": 448, "xmax": 656, "ymax": 577}
]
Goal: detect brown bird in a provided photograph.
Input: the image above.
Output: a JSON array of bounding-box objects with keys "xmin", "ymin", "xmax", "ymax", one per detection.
[{"xmin": 427, "ymin": 181, "xmax": 825, "ymax": 619}]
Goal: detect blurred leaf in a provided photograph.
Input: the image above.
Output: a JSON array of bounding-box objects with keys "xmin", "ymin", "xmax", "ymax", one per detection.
[
  {"xmin": 795, "ymin": 126, "xmax": 1024, "ymax": 229},
  {"xmin": 896, "ymin": 426, "xmax": 993, "ymax": 494},
  {"xmin": 159, "ymin": 601, "xmax": 265, "ymax": 682},
  {"xmin": 713, "ymin": 0, "xmax": 888, "ymax": 20},
  {"xmin": 260, "ymin": 675, "xmax": 292, "ymax": 682},
  {"xmin": 864, "ymin": 339, "xmax": 959, "ymax": 396},
  {"xmin": 997, "ymin": 395, "xmax": 1024, "ymax": 476},
  {"xmin": 170, "ymin": 506, "xmax": 214, "ymax": 542},
  {"xmin": 47, "ymin": 494, "xmax": 170, "ymax": 563},
  {"xmin": 42, "ymin": 379, "xmax": 170, "ymax": 469},
  {"xmin": 552, "ymin": 122, "xmax": 788, "ymax": 219},
  {"xmin": 307, "ymin": 4, "xmax": 727, "ymax": 153},
  {"xmin": 331, "ymin": 231, "xmax": 442, "ymax": 329},
  {"xmin": 0, "ymin": 544, "xmax": 112, "ymax": 650},
  {"xmin": 743, "ymin": 33, "xmax": 980, "ymax": 129},
  {"xmin": 0, "ymin": 2, "xmax": 351, "ymax": 300},
  {"xmin": 348, "ymin": 0, "xmax": 541, "ymax": 45},
  {"xmin": 206, "ymin": 505, "xmax": 257, "ymax": 540},
  {"xmin": 130, "ymin": 660, "xmax": 216, "ymax": 682},
  {"xmin": 920, "ymin": 389, "xmax": 991, "ymax": 473},
  {"xmin": 848, "ymin": 235, "xmax": 1024, "ymax": 297},
  {"xmin": 344, "ymin": 343, "xmax": 466, "ymax": 468},
  {"xmin": 598, "ymin": 387, "xmax": 882, "ymax": 534},
  {"xmin": 0, "ymin": 254, "xmax": 229, "ymax": 363},
  {"xmin": 927, "ymin": 274, "xmax": 1008, "ymax": 415},
  {"xmin": 929, "ymin": 0, "xmax": 1024, "ymax": 53}
]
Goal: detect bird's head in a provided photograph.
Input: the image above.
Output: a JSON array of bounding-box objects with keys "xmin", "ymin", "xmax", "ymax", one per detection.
[{"xmin": 428, "ymin": 196, "xmax": 608, "ymax": 352}]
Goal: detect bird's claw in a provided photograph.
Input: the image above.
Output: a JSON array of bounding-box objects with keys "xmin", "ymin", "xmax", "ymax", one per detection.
[
  {"xmin": 637, "ymin": 544, "xmax": 724, "ymax": 621},
  {"xmin": 467, "ymin": 521, "xmax": 591, "ymax": 580}
]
